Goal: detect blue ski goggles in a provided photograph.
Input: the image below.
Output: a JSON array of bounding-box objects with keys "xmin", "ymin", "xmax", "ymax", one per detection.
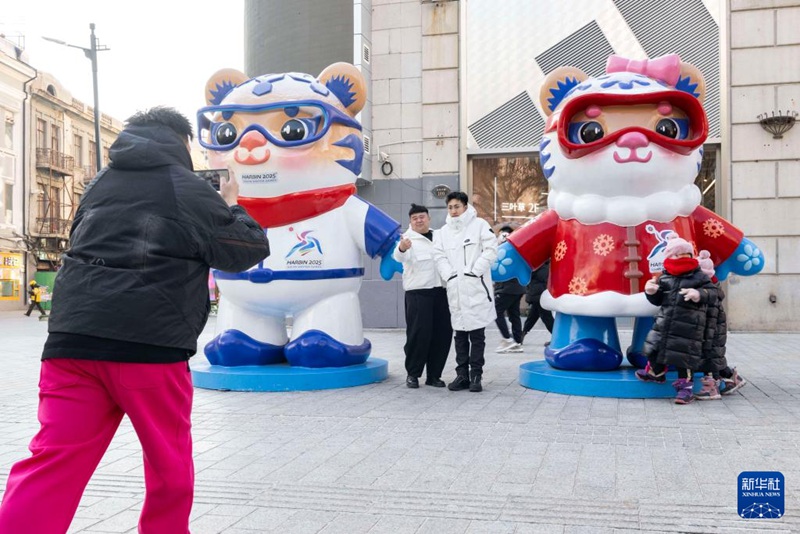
[{"xmin": 197, "ymin": 100, "xmax": 362, "ymax": 151}]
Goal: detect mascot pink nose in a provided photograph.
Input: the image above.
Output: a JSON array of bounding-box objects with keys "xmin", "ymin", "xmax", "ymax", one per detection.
[
  {"xmin": 616, "ymin": 131, "xmax": 649, "ymax": 149},
  {"xmin": 238, "ymin": 130, "xmax": 268, "ymax": 150}
]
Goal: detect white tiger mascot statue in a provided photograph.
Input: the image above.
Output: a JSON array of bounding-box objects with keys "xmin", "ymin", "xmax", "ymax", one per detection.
[{"xmin": 198, "ymin": 62, "xmax": 401, "ymax": 368}]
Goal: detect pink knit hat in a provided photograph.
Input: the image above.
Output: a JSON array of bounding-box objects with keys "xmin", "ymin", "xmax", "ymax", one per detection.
[
  {"xmin": 697, "ymin": 250, "xmax": 715, "ymax": 278},
  {"xmin": 662, "ymin": 233, "xmax": 694, "ymax": 259}
]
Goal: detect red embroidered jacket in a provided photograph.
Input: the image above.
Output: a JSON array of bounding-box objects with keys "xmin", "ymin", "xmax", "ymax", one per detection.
[{"xmin": 507, "ymin": 206, "xmax": 742, "ymax": 299}]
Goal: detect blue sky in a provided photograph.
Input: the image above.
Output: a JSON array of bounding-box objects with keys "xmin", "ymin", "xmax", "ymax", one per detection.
[{"xmin": 2, "ymin": 1, "xmax": 245, "ymax": 129}]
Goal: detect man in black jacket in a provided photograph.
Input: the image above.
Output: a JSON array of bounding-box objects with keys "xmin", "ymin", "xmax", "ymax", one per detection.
[
  {"xmin": 494, "ymin": 225, "xmax": 525, "ymax": 353},
  {"xmin": 0, "ymin": 107, "xmax": 269, "ymax": 534}
]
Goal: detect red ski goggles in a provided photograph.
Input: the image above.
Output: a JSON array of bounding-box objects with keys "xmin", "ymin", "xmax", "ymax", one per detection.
[{"xmin": 552, "ymin": 91, "xmax": 708, "ymax": 159}]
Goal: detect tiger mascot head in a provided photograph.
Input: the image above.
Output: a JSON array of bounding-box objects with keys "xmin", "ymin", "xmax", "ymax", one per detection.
[
  {"xmin": 538, "ymin": 54, "xmax": 708, "ymax": 226},
  {"xmin": 199, "ymin": 62, "xmax": 366, "ymax": 199}
]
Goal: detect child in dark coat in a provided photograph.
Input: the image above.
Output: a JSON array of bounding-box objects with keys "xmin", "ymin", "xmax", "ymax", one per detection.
[
  {"xmin": 694, "ymin": 250, "xmax": 747, "ymax": 399},
  {"xmin": 636, "ymin": 234, "xmax": 717, "ymax": 404}
]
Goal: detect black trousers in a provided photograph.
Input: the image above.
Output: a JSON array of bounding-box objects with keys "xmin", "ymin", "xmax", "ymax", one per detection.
[
  {"xmin": 404, "ymin": 287, "xmax": 452, "ymax": 379},
  {"xmin": 494, "ymin": 293, "xmax": 523, "ymax": 343},
  {"xmin": 25, "ymin": 302, "xmax": 46, "ymax": 316},
  {"xmin": 454, "ymin": 328, "xmax": 485, "ymax": 376},
  {"xmin": 523, "ymin": 293, "xmax": 554, "ymax": 334}
]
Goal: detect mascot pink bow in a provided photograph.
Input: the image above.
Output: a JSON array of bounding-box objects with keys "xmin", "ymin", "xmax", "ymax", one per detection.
[{"xmin": 606, "ymin": 54, "xmax": 681, "ymax": 86}]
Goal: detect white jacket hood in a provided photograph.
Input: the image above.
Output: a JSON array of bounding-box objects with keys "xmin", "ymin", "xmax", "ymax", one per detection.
[{"xmin": 446, "ymin": 204, "xmax": 477, "ymax": 233}]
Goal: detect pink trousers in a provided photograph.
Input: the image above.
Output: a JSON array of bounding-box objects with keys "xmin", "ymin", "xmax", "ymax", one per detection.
[{"xmin": 0, "ymin": 358, "xmax": 194, "ymax": 534}]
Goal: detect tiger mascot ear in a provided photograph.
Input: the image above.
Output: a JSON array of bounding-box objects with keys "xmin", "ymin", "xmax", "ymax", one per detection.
[
  {"xmin": 205, "ymin": 68, "xmax": 249, "ymax": 105},
  {"xmin": 539, "ymin": 67, "xmax": 588, "ymax": 117},
  {"xmin": 676, "ymin": 62, "xmax": 706, "ymax": 104},
  {"xmin": 318, "ymin": 63, "xmax": 367, "ymax": 116}
]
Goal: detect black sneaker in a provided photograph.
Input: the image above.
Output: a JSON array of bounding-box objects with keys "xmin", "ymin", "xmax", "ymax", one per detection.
[
  {"xmin": 406, "ymin": 376, "xmax": 419, "ymax": 389},
  {"xmin": 425, "ymin": 378, "xmax": 446, "ymax": 387},
  {"xmin": 469, "ymin": 373, "xmax": 482, "ymax": 392},
  {"xmin": 447, "ymin": 375, "xmax": 470, "ymax": 391}
]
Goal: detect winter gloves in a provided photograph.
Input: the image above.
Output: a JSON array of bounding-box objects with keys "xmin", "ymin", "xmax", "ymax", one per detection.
[
  {"xmin": 645, "ymin": 278, "xmax": 659, "ymax": 295},
  {"xmin": 679, "ymin": 288, "xmax": 701, "ymax": 302}
]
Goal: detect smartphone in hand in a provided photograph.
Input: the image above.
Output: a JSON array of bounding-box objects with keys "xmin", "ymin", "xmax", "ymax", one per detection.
[{"xmin": 195, "ymin": 169, "xmax": 229, "ymax": 191}]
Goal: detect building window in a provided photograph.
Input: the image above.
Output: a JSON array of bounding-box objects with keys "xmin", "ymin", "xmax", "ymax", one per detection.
[
  {"xmin": 50, "ymin": 186, "xmax": 61, "ymax": 220},
  {"xmin": 51, "ymin": 124, "xmax": 61, "ymax": 154},
  {"xmin": 3, "ymin": 183, "xmax": 12, "ymax": 225},
  {"xmin": 0, "ymin": 151, "xmax": 12, "ymax": 225},
  {"xmin": 1, "ymin": 112, "xmax": 13, "ymax": 150},
  {"xmin": 89, "ymin": 141, "xmax": 97, "ymax": 173},
  {"xmin": 0, "ymin": 153, "xmax": 11, "ymax": 180},
  {"xmin": 36, "ymin": 119, "xmax": 46, "ymax": 149},
  {"xmin": 696, "ymin": 145, "xmax": 718, "ymax": 212},
  {"xmin": 38, "ymin": 189, "xmax": 46, "ymax": 230},
  {"xmin": 471, "ymin": 155, "xmax": 549, "ymax": 225},
  {"xmin": 73, "ymin": 134, "xmax": 83, "ymax": 166},
  {"xmin": 39, "ymin": 186, "xmax": 62, "ymax": 233}
]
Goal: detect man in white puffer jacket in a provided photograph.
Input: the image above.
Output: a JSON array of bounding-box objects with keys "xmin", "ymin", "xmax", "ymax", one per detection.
[
  {"xmin": 433, "ymin": 192, "xmax": 498, "ymax": 392},
  {"xmin": 393, "ymin": 204, "xmax": 453, "ymax": 389}
]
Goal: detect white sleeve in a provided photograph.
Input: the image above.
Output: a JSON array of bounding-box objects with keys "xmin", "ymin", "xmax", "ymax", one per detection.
[
  {"xmin": 433, "ymin": 229, "xmax": 454, "ymax": 280},
  {"xmin": 392, "ymin": 231, "xmax": 410, "ymax": 263},
  {"xmin": 471, "ymin": 222, "xmax": 499, "ymax": 277}
]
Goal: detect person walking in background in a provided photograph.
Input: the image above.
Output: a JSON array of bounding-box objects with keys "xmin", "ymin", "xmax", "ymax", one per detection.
[
  {"xmin": 636, "ymin": 234, "xmax": 716, "ymax": 404},
  {"xmin": 521, "ymin": 259, "xmax": 554, "ymax": 346},
  {"xmin": 694, "ymin": 250, "xmax": 747, "ymax": 399},
  {"xmin": 434, "ymin": 192, "xmax": 498, "ymax": 393},
  {"xmin": 0, "ymin": 107, "xmax": 269, "ymax": 534},
  {"xmin": 24, "ymin": 280, "xmax": 47, "ymax": 317},
  {"xmin": 494, "ymin": 225, "xmax": 525, "ymax": 353},
  {"xmin": 393, "ymin": 203, "xmax": 452, "ymax": 389}
]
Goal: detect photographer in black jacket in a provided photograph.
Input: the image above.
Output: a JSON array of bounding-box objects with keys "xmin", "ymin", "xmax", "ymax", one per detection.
[{"xmin": 0, "ymin": 107, "xmax": 269, "ymax": 534}]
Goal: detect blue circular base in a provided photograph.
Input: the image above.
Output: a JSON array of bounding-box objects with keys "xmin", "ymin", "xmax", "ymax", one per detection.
[
  {"xmin": 519, "ymin": 360, "xmax": 703, "ymax": 398},
  {"xmin": 191, "ymin": 358, "xmax": 389, "ymax": 392}
]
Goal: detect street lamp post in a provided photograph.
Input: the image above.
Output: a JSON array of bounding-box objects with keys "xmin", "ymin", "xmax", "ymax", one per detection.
[{"xmin": 43, "ymin": 23, "xmax": 109, "ymax": 174}]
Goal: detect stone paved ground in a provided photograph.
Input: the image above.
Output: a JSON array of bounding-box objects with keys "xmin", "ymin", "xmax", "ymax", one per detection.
[{"xmin": 0, "ymin": 310, "xmax": 798, "ymax": 533}]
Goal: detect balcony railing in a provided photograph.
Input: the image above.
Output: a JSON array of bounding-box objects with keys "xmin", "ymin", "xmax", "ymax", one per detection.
[
  {"xmin": 36, "ymin": 148, "xmax": 74, "ymax": 175},
  {"xmin": 35, "ymin": 217, "xmax": 70, "ymax": 236}
]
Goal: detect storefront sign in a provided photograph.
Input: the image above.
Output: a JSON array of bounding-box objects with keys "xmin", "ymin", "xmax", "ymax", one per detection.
[{"xmin": 0, "ymin": 252, "xmax": 24, "ymax": 301}]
